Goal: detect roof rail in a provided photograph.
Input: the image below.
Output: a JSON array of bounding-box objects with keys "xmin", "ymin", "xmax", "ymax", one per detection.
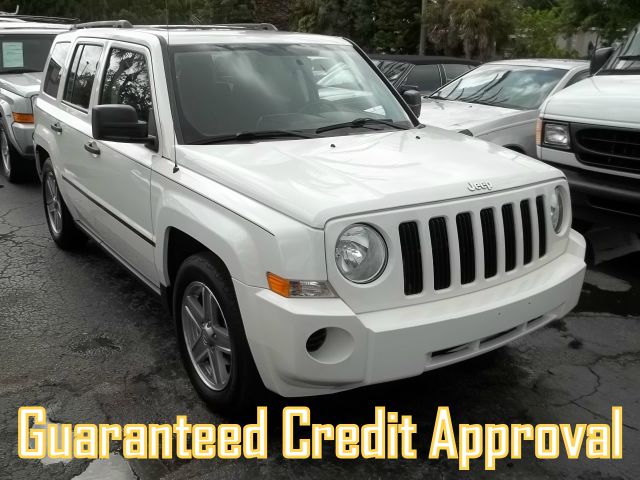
[
  {"xmin": 0, "ymin": 13, "xmax": 79, "ymax": 24},
  {"xmin": 71, "ymin": 20, "xmax": 133, "ymax": 30},
  {"xmin": 145, "ymin": 23, "xmax": 278, "ymax": 31}
]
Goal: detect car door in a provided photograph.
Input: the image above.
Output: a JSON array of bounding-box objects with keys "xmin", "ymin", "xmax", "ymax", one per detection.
[
  {"xmin": 54, "ymin": 41, "xmax": 105, "ymax": 225},
  {"xmin": 80, "ymin": 43, "xmax": 159, "ymax": 287}
]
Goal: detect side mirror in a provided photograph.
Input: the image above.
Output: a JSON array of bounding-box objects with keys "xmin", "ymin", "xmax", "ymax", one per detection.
[
  {"xmin": 590, "ymin": 47, "xmax": 614, "ymax": 75},
  {"xmin": 92, "ymin": 104, "xmax": 149, "ymax": 143},
  {"xmin": 402, "ymin": 89, "xmax": 422, "ymax": 118}
]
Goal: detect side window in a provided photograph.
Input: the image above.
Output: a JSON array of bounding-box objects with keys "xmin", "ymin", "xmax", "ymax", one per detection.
[
  {"xmin": 100, "ymin": 47, "xmax": 152, "ymax": 122},
  {"xmin": 43, "ymin": 42, "xmax": 70, "ymax": 98},
  {"xmin": 443, "ymin": 64, "xmax": 473, "ymax": 82},
  {"xmin": 63, "ymin": 44, "xmax": 103, "ymax": 109},
  {"xmin": 405, "ymin": 64, "xmax": 442, "ymax": 93},
  {"xmin": 564, "ymin": 69, "xmax": 589, "ymax": 88}
]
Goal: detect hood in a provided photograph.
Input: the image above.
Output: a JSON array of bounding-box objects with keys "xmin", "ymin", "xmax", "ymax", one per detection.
[
  {"xmin": 419, "ymin": 99, "xmax": 527, "ymax": 133},
  {"xmin": 177, "ymin": 129, "xmax": 562, "ymax": 228},
  {"xmin": 0, "ymin": 72, "xmax": 42, "ymax": 97},
  {"xmin": 543, "ymin": 75, "xmax": 640, "ymax": 126}
]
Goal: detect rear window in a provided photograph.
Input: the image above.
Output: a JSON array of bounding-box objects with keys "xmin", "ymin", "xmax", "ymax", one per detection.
[
  {"xmin": 43, "ymin": 42, "xmax": 70, "ymax": 98},
  {"xmin": 0, "ymin": 34, "xmax": 55, "ymax": 73}
]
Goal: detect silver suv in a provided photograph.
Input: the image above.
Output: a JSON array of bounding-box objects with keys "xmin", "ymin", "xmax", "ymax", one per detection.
[{"xmin": 0, "ymin": 20, "xmax": 69, "ymax": 182}]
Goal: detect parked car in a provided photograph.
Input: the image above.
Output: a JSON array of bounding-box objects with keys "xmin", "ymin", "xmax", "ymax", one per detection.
[
  {"xmin": 0, "ymin": 20, "xmax": 70, "ymax": 182},
  {"xmin": 421, "ymin": 59, "xmax": 589, "ymax": 158},
  {"xmin": 538, "ymin": 24, "xmax": 640, "ymax": 232},
  {"xmin": 35, "ymin": 22, "xmax": 585, "ymax": 411},
  {"xmin": 370, "ymin": 54, "xmax": 480, "ymax": 95}
]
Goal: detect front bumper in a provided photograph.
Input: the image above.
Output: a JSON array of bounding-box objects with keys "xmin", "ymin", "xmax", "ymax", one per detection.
[
  {"xmin": 10, "ymin": 121, "xmax": 35, "ymax": 157},
  {"xmin": 234, "ymin": 230, "xmax": 586, "ymax": 397},
  {"xmin": 539, "ymin": 147, "xmax": 640, "ymax": 231}
]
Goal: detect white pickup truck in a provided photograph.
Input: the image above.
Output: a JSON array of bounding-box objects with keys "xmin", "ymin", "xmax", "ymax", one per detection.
[
  {"xmin": 34, "ymin": 21, "xmax": 585, "ymax": 411},
  {"xmin": 538, "ymin": 23, "xmax": 640, "ymax": 232}
]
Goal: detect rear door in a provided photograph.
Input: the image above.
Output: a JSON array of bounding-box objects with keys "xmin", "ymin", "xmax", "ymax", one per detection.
[{"xmin": 55, "ymin": 41, "xmax": 105, "ymax": 224}]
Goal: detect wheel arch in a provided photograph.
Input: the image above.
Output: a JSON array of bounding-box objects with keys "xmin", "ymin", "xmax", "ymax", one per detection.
[{"xmin": 35, "ymin": 145, "xmax": 50, "ymax": 178}]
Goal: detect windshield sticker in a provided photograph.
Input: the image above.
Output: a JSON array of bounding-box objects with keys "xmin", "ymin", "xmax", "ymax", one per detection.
[{"xmin": 2, "ymin": 42, "xmax": 24, "ymax": 68}]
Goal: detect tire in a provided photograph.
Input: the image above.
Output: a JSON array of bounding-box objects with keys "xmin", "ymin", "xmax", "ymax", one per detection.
[
  {"xmin": 1, "ymin": 123, "xmax": 31, "ymax": 183},
  {"xmin": 173, "ymin": 253, "xmax": 263, "ymax": 413},
  {"xmin": 41, "ymin": 158, "xmax": 87, "ymax": 250}
]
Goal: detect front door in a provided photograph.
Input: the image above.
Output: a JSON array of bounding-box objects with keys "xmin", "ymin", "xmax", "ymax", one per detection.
[{"xmin": 80, "ymin": 43, "xmax": 159, "ymax": 286}]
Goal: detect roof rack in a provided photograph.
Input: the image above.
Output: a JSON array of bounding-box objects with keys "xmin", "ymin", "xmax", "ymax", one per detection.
[
  {"xmin": 145, "ymin": 23, "xmax": 278, "ymax": 31},
  {"xmin": 71, "ymin": 20, "xmax": 133, "ymax": 30},
  {"xmin": 0, "ymin": 13, "xmax": 79, "ymax": 24}
]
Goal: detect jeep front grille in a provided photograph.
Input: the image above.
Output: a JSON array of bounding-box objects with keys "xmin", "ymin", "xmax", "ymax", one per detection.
[{"xmin": 399, "ymin": 194, "xmax": 548, "ymax": 295}]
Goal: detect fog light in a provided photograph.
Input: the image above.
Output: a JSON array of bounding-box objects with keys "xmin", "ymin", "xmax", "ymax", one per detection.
[{"xmin": 306, "ymin": 329, "xmax": 327, "ymax": 353}]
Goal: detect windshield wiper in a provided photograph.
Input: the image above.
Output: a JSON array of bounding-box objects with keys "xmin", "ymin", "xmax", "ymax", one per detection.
[
  {"xmin": 619, "ymin": 55, "xmax": 640, "ymax": 60},
  {"xmin": 316, "ymin": 118, "xmax": 410, "ymax": 134},
  {"xmin": 192, "ymin": 129, "xmax": 317, "ymax": 145}
]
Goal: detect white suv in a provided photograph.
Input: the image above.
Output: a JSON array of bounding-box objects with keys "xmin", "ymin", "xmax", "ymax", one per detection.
[{"xmin": 34, "ymin": 22, "xmax": 586, "ymax": 411}]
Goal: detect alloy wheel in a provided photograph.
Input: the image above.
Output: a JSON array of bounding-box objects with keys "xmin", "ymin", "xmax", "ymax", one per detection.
[
  {"xmin": 181, "ymin": 281, "xmax": 232, "ymax": 391},
  {"xmin": 1, "ymin": 130, "xmax": 10, "ymax": 176},
  {"xmin": 44, "ymin": 172, "xmax": 63, "ymax": 235}
]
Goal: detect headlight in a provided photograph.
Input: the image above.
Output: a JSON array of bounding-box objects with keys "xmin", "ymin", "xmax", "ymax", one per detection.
[
  {"xmin": 335, "ymin": 224, "xmax": 387, "ymax": 283},
  {"xmin": 549, "ymin": 186, "xmax": 565, "ymax": 233},
  {"xmin": 543, "ymin": 123, "xmax": 570, "ymax": 149}
]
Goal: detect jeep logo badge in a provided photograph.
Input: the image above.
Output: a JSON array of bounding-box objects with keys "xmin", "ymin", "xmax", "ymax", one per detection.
[{"xmin": 468, "ymin": 181, "xmax": 493, "ymax": 192}]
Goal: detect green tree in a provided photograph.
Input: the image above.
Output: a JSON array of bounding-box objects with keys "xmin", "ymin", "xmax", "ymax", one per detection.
[
  {"xmin": 511, "ymin": 6, "xmax": 572, "ymax": 57},
  {"xmin": 558, "ymin": 0, "xmax": 640, "ymax": 42},
  {"xmin": 290, "ymin": 0, "xmax": 375, "ymax": 50},
  {"xmin": 372, "ymin": 0, "xmax": 420, "ymax": 53},
  {"xmin": 425, "ymin": 0, "xmax": 516, "ymax": 60}
]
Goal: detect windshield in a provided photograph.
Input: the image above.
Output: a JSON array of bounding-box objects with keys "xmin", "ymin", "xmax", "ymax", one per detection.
[
  {"xmin": 171, "ymin": 43, "xmax": 413, "ymax": 144},
  {"xmin": 600, "ymin": 25, "xmax": 640, "ymax": 74},
  {"xmin": 0, "ymin": 34, "xmax": 55, "ymax": 74},
  {"xmin": 430, "ymin": 64, "xmax": 567, "ymax": 110}
]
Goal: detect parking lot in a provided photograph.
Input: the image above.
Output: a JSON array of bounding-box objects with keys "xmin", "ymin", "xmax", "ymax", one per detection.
[{"xmin": 1, "ymin": 177, "xmax": 639, "ymax": 479}]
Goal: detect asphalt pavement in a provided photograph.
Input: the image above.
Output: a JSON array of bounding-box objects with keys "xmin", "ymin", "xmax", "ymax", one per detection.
[{"xmin": 1, "ymin": 177, "xmax": 639, "ymax": 479}]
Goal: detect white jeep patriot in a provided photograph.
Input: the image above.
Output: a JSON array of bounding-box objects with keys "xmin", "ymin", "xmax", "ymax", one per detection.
[{"xmin": 34, "ymin": 21, "xmax": 586, "ymax": 411}]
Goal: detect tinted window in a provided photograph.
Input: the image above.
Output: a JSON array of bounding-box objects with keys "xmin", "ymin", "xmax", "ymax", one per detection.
[
  {"xmin": 0, "ymin": 34, "xmax": 55, "ymax": 73},
  {"xmin": 100, "ymin": 48, "xmax": 152, "ymax": 122},
  {"xmin": 405, "ymin": 65, "xmax": 442, "ymax": 93},
  {"xmin": 64, "ymin": 44, "xmax": 103, "ymax": 109},
  {"xmin": 443, "ymin": 63, "xmax": 473, "ymax": 82},
  {"xmin": 43, "ymin": 42, "xmax": 70, "ymax": 98}
]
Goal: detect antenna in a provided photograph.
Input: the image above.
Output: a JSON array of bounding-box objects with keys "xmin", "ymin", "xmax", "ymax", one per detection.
[{"xmin": 166, "ymin": 0, "xmax": 179, "ymax": 174}]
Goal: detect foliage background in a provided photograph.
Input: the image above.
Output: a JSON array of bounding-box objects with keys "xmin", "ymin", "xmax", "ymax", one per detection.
[{"xmin": 2, "ymin": 0, "xmax": 640, "ymax": 58}]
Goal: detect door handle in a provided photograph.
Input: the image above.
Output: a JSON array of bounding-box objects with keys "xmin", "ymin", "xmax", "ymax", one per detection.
[
  {"xmin": 84, "ymin": 141, "xmax": 100, "ymax": 156},
  {"xmin": 51, "ymin": 123, "xmax": 63, "ymax": 133}
]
